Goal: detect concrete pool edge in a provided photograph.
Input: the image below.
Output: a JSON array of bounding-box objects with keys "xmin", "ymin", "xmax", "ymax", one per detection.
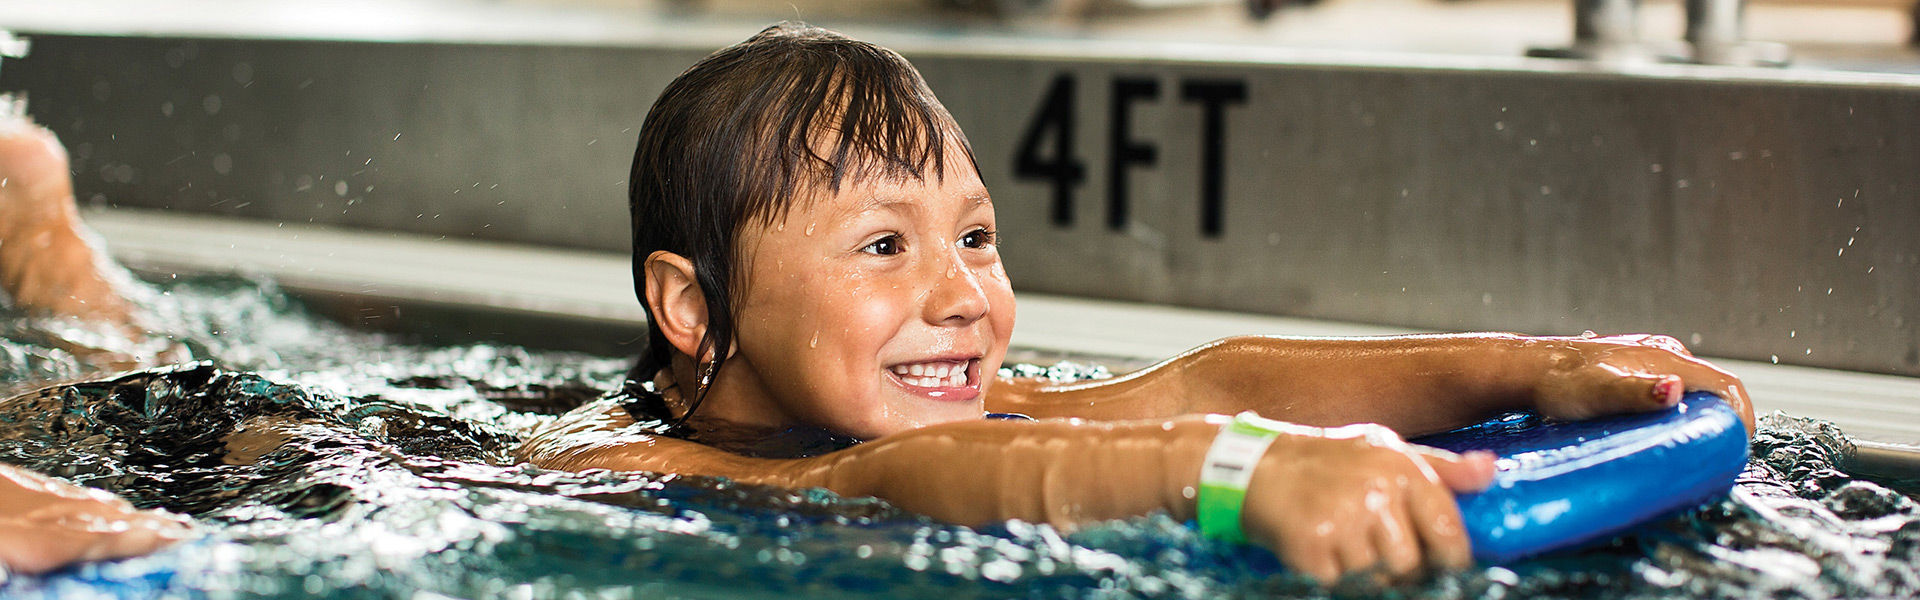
[{"xmin": 83, "ymin": 207, "xmax": 1920, "ymax": 455}]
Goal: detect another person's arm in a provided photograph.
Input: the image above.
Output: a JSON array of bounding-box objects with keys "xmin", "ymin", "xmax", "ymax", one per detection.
[
  {"xmin": 0, "ymin": 463, "xmax": 191, "ymax": 575},
  {"xmin": 0, "ymin": 107, "xmax": 180, "ymax": 379},
  {"xmin": 519, "ymin": 398, "xmax": 1495, "ymax": 582},
  {"xmin": 988, "ymin": 333, "xmax": 1755, "ymax": 435},
  {"xmin": 0, "ymin": 112, "xmax": 140, "ymax": 331}
]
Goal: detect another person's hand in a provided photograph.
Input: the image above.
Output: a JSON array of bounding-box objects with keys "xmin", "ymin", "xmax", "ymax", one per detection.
[
  {"xmin": 1240, "ymin": 423, "xmax": 1494, "ymax": 584},
  {"xmin": 0, "ymin": 464, "xmax": 191, "ymax": 575},
  {"xmin": 0, "ymin": 106, "xmax": 183, "ymax": 371},
  {"xmin": 1532, "ymin": 333, "xmax": 1756, "ymax": 432}
]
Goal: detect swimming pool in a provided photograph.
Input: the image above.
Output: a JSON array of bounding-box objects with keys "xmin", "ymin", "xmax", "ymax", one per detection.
[{"xmin": 2, "ymin": 273, "xmax": 1918, "ymax": 599}]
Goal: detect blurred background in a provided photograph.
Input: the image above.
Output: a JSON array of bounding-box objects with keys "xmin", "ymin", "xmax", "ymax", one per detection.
[{"xmin": 4, "ymin": 0, "xmax": 1920, "ymax": 441}]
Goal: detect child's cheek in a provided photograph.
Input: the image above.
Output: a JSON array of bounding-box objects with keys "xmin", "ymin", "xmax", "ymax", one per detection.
[{"xmin": 844, "ymin": 284, "xmax": 907, "ymax": 342}]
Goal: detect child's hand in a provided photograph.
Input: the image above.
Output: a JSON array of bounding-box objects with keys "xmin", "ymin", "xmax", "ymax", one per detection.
[
  {"xmin": 1533, "ymin": 334, "xmax": 1755, "ymax": 432},
  {"xmin": 1239, "ymin": 424, "xmax": 1495, "ymax": 584},
  {"xmin": 0, "ymin": 464, "xmax": 193, "ymax": 574}
]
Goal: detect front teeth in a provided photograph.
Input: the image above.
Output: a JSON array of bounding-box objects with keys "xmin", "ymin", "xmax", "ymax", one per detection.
[{"xmin": 890, "ymin": 361, "xmax": 970, "ymax": 388}]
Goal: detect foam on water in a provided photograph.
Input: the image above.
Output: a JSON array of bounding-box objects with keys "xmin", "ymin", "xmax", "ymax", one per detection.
[{"xmin": 0, "ymin": 274, "xmax": 1917, "ymax": 599}]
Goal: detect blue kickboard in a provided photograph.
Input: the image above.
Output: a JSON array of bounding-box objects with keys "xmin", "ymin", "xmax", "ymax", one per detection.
[{"xmin": 1413, "ymin": 391, "xmax": 1750, "ymax": 563}]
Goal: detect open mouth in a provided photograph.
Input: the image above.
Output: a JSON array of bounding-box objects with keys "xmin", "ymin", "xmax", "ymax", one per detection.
[{"xmin": 885, "ymin": 358, "xmax": 979, "ymax": 395}]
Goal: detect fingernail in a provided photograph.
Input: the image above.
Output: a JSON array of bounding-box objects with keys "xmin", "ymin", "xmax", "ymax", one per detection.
[{"xmin": 1653, "ymin": 377, "xmax": 1682, "ymax": 405}]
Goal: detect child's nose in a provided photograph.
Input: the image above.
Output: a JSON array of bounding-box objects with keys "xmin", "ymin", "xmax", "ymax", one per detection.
[{"xmin": 923, "ymin": 251, "xmax": 990, "ymax": 326}]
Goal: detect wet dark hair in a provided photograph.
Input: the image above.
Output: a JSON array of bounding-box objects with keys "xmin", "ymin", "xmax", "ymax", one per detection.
[{"xmin": 628, "ymin": 23, "xmax": 978, "ymax": 422}]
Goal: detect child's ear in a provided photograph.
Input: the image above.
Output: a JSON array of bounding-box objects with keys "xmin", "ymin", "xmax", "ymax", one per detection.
[{"xmin": 643, "ymin": 251, "xmax": 711, "ymax": 361}]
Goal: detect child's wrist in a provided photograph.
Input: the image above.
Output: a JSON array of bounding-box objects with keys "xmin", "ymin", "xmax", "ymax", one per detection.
[
  {"xmin": 1501, "ymin": 334, "xmax": 1583, "ymax": 412},
  {"xmin": 1195, "ymin": 412, "xmax": 1288, "ymax": 544}
]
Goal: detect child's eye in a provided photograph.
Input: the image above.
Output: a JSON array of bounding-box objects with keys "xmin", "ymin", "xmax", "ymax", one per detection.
[
  {"xmin": 862, "ymin": 235, "xmax": 904, "ymax": 256},
  {"xmin": 959, "ymin": 228, "xmax": 996, "ymax": 250}
]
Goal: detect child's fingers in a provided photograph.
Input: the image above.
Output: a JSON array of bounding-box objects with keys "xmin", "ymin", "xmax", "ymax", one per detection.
[
  {"xmin": 1570, "ymin": 336, "xmax": 1755, "ymax": 431},
  {"xmin": 1657, "ymin": 359, "xmax": 1755, "ymax": 432},
  {"xmin": 1372, "ymin": 504, "xmax": 1423, "ymax": 578},
  {"xmin": 1591, "ymin": 369, "xmax": 1684, "ymax": 416},
  {"xmin": 1417, "ymin": 448, "xmax": 1495, "ymax": 493},
  {"xmin": 1594, "ymin": 348, "xmax": 1754, "ymax": 432},
  {"xmin": 1282, "ymin": 535, "xmax": 1340, "ymax": 584},
  {"xmin": 1336, "ymin": 535, "xmax": 1380, "ymax": 578},
  {"xmin": 1407, "ymin": 477, "xmax": 1475, "ymax": 571}
]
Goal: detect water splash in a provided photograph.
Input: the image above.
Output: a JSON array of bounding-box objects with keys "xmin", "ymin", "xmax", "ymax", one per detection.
[{"xmin": 0, "ymin": 275, "xmax": 1916, "ymax": 598}]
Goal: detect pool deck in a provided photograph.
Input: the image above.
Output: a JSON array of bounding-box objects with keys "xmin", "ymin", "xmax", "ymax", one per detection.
[{"xmin": 85, "ymin": 208, "xmax": 1920, "ymax": 456}]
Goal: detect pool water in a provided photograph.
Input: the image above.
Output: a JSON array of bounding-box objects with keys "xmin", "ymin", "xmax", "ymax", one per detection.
[{"xmin": 2, "ymin": 274, "xmax": 1918, "ymax": 599}]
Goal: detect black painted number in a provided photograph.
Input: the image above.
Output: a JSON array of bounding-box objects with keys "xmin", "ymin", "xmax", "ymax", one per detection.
[{"xmin": 1014, "ymin": 74, "xmax": 1087, "ymax": 227}]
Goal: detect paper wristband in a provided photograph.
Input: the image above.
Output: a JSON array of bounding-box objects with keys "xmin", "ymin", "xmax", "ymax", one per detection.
[{"xmin": 1197, "ymin": 412, "xmax": 1287, "ymax": 544}]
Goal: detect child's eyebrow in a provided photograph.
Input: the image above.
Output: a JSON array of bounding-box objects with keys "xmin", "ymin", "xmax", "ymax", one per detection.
[
  {"xmin": 831, "ymin": 191, "xmax": 992, "ymax": 222},
  {"xmin": 836, "ymin": 195, "xmax": 922, "ymax": 220}
]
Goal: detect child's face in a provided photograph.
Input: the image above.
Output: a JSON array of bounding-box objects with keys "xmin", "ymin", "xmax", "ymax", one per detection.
[{"xmin": 724, "ymin": 153, "xmax": 1014, "ymax": 440}]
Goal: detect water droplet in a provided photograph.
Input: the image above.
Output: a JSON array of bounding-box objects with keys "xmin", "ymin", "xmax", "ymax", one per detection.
[
  {"xmin": 805, "ymin": 222, "xmax": 815, "ymax": 236},
  {"xmin": 809, "ymin": 333, "xmax": 818, "ymax": 349}
]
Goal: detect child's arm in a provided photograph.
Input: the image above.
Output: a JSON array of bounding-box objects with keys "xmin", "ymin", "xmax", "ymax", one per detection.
[
  {"xmin": 988, "ymin": 333, "xmax": 1754, "ymax": 436},
  {"xmin": 518, "ymin": 398, "xmax": 1495, "ymax": 583}
]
